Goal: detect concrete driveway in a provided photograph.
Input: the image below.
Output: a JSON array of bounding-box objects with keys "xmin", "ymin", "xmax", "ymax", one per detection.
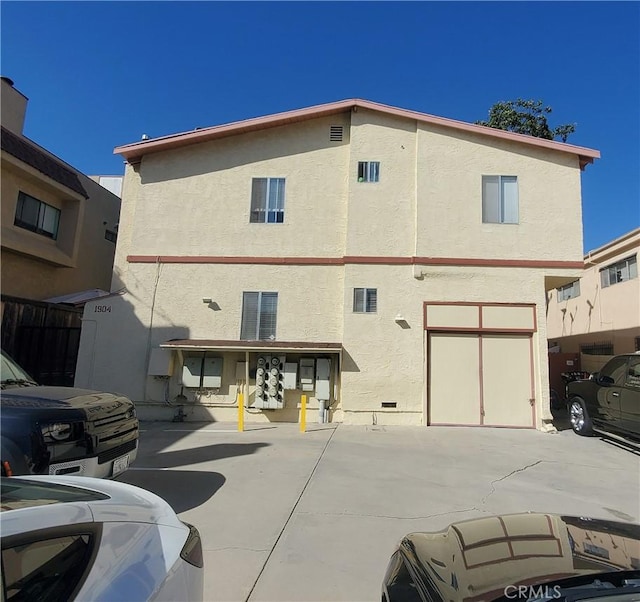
[{"xmin": 117, "ymin": 422, "xmax": 640, "ymax": 602}]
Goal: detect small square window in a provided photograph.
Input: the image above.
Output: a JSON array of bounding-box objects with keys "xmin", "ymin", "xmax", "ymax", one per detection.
[
  {"xmin": 353, "ymin": 288, "xmax": 377, "ymax": 313},
  {"xmin": 357, "ymin": 162, "xmax": 380, "ymax": 183}
]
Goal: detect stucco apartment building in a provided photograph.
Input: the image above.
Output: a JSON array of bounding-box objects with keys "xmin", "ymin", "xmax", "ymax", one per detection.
[
  {"xmin": 75, "ymin": 99, "xmax": 600, "ymax": 431},
  {"xmin": 547, "ymin": 227, "xmax": 640, "ymax": 369},
  {"xmin": 1, "ymin": 77, "xmax": 120, "ymax": 301}
]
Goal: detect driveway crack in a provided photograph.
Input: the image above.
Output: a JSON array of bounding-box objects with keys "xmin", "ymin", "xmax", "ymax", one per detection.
[{"xmin": 481, "ymin": 460, "xmax": 544, "ymax": 506}]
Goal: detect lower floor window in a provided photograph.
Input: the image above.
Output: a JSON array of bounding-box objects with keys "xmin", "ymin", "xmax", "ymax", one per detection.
[{"xmin": 241, "ymin": 292, "xmax": 278, "ymax": 340}]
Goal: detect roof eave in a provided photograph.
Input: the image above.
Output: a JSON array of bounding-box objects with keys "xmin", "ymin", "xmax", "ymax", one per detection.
[{"xmin": 115, "ymin": 98, "xmax": 600, "ymax": 167}]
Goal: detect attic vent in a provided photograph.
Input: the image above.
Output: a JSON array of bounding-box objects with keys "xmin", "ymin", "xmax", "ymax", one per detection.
[{"xmin": 329, "ymin": 125, "xmax": 343, "ymax": 142}]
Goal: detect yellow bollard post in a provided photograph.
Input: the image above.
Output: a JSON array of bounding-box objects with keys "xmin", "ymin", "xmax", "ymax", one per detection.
[
  {"xmin": 300, "ymin": 395, "xmax": 307, "ymax": 433},
  {"xmin": 238, "ymin": 392, "xmax": 244, "ymax": 432}
]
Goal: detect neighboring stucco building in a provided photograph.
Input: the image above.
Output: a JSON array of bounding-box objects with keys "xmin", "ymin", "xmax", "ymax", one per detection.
[
  {"xmin": 547, "ymin": 227, "xmax": 640, "ymax": 359},
  {"xmin": 1, "ymin": 77, "xmax": 121, "ymax": 300},
  {"xmin": 75, "ymin": 99, "xmax": 599, "ymax": 431}
]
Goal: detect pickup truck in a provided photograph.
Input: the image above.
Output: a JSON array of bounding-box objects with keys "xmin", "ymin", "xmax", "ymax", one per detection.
[
  {"xmin": 567, "ymin": 352, "xmax": 640, "ymax": 445},
  {"xmin": 1, "ymin": 350, "xmax": 139, "ymax": 478}
]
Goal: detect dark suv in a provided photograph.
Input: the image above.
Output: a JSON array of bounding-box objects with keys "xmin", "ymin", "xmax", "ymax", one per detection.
[
  {"xmin": 1, "ymin": 350, "xmax": 139, "ymax": 477},
  {"xmin": 567, "ymin": 352, "xmax": 640, "ymax": 443}
]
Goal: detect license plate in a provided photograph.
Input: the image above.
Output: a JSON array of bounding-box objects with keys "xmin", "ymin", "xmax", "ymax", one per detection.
[{"xmin": 112, "ymin": 454, "xmax": 130, "ymax": 476}]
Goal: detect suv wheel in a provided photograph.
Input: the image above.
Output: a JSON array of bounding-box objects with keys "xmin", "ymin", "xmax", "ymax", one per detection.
[{"xmin": 569, "ymin": 397, "xmax": 592, "ymax": 436}]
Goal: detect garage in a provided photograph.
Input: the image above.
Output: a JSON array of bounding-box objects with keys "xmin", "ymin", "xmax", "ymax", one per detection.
[{"xmin": 425, "ymin": 303, "xmax": 536, "ymax": 428}]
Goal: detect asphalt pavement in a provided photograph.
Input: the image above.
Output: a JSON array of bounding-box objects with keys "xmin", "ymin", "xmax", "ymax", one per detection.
[{"xmin": 117, "ymin": 419, "xmax": 640, "ymax": 602}]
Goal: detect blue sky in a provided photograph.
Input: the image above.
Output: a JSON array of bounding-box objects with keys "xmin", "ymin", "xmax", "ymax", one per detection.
[{"xmin": 2, "ymin": 1, "xmax": 638, "ymax": 252}]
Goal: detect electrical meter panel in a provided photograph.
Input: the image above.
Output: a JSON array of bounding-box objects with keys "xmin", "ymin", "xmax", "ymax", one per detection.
[
  {"xmin": 182, "ymin": 355, "xmax": 203, "ymax": 387},
  {"xmin": 202, "ymin": 357, "xmax": 223, "ymax": 388},
  {"xmin": 283, "ymin": 363, "xmax": 298, "ymax": 389},
  {"xmin": 299, "ymin": 358, "xmax": 315, "ymax": 392},
  {"xmin": 253, "ymin": 355, "xmax": 285, "ymax": 409},
  {"xmin": 315, "ymin": 358, "xmax": 331, "ymax": 401}
]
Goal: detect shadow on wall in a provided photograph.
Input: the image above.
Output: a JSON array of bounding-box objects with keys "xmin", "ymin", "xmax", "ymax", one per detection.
[
  {"xmin": 116, "ymin": 469, "xmax": 226, "ymax": 514},
  {"xmin": 341, "ymin": 347, "xmax": 360, "ymax": 373},
  {"xmin": 137, "ymin": 120, "xmax": 350, "ymax": 185}
]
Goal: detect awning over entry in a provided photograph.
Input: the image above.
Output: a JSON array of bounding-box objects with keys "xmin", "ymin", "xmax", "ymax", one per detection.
[{"xmin": 159, "ymin": 339, "xmax": 343, "ymax": 354}]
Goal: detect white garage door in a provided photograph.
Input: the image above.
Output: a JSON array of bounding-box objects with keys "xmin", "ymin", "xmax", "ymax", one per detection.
[
  {"xmin": 482, "ymin": 335, "xmax": 534, "ymax": 427},
  {"xmin": 429, "ymin": 333, "xmax": 534, "ymax": 427},
  {"xmin": 429, "ymin": 333, "xmax": 481, "ymax": 425}
]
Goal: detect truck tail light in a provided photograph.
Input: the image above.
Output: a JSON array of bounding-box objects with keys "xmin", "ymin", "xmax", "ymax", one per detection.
[{"xmin": 2, "ymin": 461, "xmax": 13, "ymax": 477}]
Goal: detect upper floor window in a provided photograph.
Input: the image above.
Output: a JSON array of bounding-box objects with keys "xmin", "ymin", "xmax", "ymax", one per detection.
[
  {"xmin": 353, "ymin": 288, "xmax": 377, "ymax": 313},
  {"xmin": 482, "ymin": 176, "xmax": 518, "ymax": 224},
  {"xmin": 14, "ymin": 192, "xmax": 61, "ymax": 239},
  {"xmin": 357, "ymin": 161, "xmax": 380, "ymax": 183},
  {"xmin": 250, "ymin": 178, "xmax": 285, "ymax": 223},
  {"xmin": 557, "ymin": 280, "xmax": 580, "ymax": 302},
  {"xmin": 600, "ymin": 255, "xmax": 637, "ymax": 288},
  {"xmin": 241, "ymin": 292, "xmax": 278, "ymax": 340}
]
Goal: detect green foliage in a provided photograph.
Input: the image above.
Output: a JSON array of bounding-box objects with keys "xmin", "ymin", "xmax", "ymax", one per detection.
[{"xmin": 476, "ymin": 99, "xmax": 576, "ymax": 142}]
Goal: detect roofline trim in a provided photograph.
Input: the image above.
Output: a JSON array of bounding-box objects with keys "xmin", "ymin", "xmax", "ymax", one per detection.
[{"xmin": 114, "ymin": 98, "xmax": 600, "ymax": 164}]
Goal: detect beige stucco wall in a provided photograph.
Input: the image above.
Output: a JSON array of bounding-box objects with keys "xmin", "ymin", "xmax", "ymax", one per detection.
[
  {"xmin": 77, "ymin": 107, "xmax": 588, "ymax": 430},
  {"xmin": 0, "ymin": 78, "xmax": 27, "ymax": 135},
  {"xmin": 79, "ymin": 261, "xmax": 553, "ymax": 429},
  {"xmin": 119, "ymin": 115, "xmax": 350, "ymax": 261},
  {"xmin": 547, "ymin": 229, "xmax": 640, "ymax": 354},
  {"xmin": 1, "ymin": 77, "xmax": 121, "ymax": 301},
  {"xmin": 416, "ymin": 123, "xmax": 583, "ymax": 261},
  {"xmin": 1, "ymin": 161, "xmax": 120, "ymax": 299},
  {"xmin": 346, "ymin": 109, "xmax": 417, "ymax": 256}
]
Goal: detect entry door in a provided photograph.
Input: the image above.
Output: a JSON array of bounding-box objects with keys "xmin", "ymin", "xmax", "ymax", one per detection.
[
  {"xmin": 481, "ymin": 335, "xmax": 534, "ymax": 427},
  {"xmin": 429, "ymin": 333, "xmax": 481, "ymax": 425}
]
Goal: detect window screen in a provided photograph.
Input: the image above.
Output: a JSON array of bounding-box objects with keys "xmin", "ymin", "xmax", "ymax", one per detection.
[
  {"xmin": 241, "ymin": 292, "xmax": 278, "ymax": 340},
  {"xmin": 353, "ymin": 288, "xmax": 377, "ymax": 313}
]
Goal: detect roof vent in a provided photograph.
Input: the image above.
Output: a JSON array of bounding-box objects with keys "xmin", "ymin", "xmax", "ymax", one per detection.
[{"xmin": 329, "ymin": 125, "xmax": 343, "ymax": 142}]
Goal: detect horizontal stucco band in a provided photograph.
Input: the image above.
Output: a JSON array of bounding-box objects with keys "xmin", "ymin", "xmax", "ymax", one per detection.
[{"xmin": 126, "ymin": 255, "xmax": 584, "ymax": 269}]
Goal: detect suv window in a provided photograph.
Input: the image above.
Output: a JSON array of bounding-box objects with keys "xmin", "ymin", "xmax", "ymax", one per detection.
[
  {"xmin": 2, "ymin": 532, "xmax": 95, "ymax": 602},
  {"xmin": 599, "ymin": 356, "xmax": 628, "ymax": 386},
  {"xmin": 626, "ymin": 356, "xmax": 640, "ymax": 390}
]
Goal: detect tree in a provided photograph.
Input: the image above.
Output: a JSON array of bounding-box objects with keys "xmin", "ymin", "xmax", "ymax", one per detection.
[{"xmin": 476, "ymin": 99, "xmax": 576, "ymax": 142}]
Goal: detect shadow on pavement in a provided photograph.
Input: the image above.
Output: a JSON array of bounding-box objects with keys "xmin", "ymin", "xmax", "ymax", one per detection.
[
  {"xmin": 116, "ymin": 469, "xmax": 226, "ymax": 513},
  {"xmin": 135, "ymin": 442, "xmax": 270, "ymax": 469},
  {"xmin": 551, "ymin": 407, "xmax": 572, "ymax": 432}
]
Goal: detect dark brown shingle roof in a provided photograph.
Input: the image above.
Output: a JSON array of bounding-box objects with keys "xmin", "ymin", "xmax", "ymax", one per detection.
[{"xmin": 1, "ymin": 127, "xmax": 88, "ymax": 198}]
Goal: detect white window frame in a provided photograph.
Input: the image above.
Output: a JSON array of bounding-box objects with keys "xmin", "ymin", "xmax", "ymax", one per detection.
[
  {"xmin": 250, "ymin": 178, "xmax": 285, "ymax": 224},
  {"xmin": 353, "ymin": 288, "xmax": 377, "ymax": 313},
  {"xmin": 482, "ymin": 175, "xmax": 519, "ymax": 224},
  {"xmin": 240, "ymin": 292, "xmax": 278, "ymax": 340},
  {"xmin": 557, "ymin": 280, "xmax": 581, "ymax": 302},
  {"xmin": 600, "ymin": 255, "xmax": 637, "ymax": 288},
  {"xmin": 357, "ymin": 161, "xmax": 380, "ymax": 183}
]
